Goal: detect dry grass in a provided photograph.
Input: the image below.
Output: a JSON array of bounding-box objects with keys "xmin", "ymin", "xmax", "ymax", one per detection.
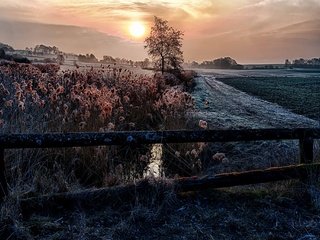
[
  {"xmin": 2, "ymin": 182, "xmax": 320, "ymax": 239},
  {"xmin": 0, "ymin": 60, "xmax": 194, "ymax": 190}
]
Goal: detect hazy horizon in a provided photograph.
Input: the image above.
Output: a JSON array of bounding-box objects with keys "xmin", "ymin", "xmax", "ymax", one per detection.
[{"xmin": 1, "ymin": 0, "xmax": 320, "ymax": 63}]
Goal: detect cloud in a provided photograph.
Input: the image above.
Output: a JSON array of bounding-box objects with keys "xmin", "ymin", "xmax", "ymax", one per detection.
[
  {"xmin": 240, "ymin": 0, "xmax": 320, "ymax": 21},
  {"xmin": 183, "ymin": 19, "xmax": 320, "ymax": 63},
  {"xmin": 0, "ymin": 0, "xmax": 319, "ymax": 63},
  {"xmin": 0, "ymin": 20, "xmax": 147, "ymax": 60}
]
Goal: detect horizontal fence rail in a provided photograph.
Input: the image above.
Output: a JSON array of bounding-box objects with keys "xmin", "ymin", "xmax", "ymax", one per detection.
[
  {"xmin": 0, "ymin": 128, "xmax": 319, "ymax": 149},
  {"xmin": 20, "ymin": 163, "xmax": 320, "ymax": 215},
  {"xmin": 0, "ymin": 128, "xmax": 319, "ymax": 203}
]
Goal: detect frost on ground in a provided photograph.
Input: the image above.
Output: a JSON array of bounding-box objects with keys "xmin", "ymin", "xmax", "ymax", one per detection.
[
  {"xmin": 190, "ymin": 75, "xmax": 318, "ymax": 129},
  {"xmin": 187, "ymin": 73, "xmax": 319, "ymax": 176}
]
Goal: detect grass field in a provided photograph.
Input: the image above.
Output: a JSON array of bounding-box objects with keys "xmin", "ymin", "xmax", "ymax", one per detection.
[{"xmin": 217, "ymin": 76, "xmax": 320, "ymax": 121}]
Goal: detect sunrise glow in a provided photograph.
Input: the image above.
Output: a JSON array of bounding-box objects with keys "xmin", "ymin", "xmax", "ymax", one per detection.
[
  {"xmin": 0, "ymin": 0, "xmax": 319, "ymax": 62},
  {"xmin": 129, "ymin": 22, "xmax": 146, "ymax": 38}
]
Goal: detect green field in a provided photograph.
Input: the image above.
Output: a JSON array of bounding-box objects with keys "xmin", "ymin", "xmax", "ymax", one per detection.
[{"xmin": 218, "ymin": 76, "xmax": 320, "ymax": 121}]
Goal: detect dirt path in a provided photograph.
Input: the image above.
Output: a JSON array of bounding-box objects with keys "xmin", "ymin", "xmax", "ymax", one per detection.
[{"xmin": 190, "ymin": 74, "xmax": 319, "ymax": 129}]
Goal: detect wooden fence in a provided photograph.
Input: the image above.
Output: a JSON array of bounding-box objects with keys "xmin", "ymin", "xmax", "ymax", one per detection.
[{"xmin": 0, "ymin": 128, "xmax": 320, "ymax": 203}]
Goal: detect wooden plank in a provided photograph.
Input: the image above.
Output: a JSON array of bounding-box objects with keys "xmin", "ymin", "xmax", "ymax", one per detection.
[
  {"xmin": 299, "ymin": 137, "xmax": 314, "ymax": 164},
  {"xmin": 0, "ymin": 128, "xmax": 319, "ymax": 149},
  {"xmin": 175, "ymin": 163, "xmax": 316, "ymax": 192},
  {"xmin": 0, "ymin": 148, "xmax": 8, "ymax": 202},
  {"xmin": 20, "ymin": 163, "xmax": 319, "ymax": 215}
]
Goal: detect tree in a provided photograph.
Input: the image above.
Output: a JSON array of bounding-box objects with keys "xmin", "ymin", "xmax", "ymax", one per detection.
[
  {"xmin": 213, "ymin": 57, "xmax": 237, "ymax": 69},
  {"xmin": 144, "ymin": 16, "xmax": 184, "ymax": 74},
  {"xmin": 57, "ymin": 54, "xmax": 65, "ymax": 65},
  {"xmin": 78, "ymin": 53, "xmax": 98, "ymax": 63},
  {"xmin": 142, "ymin": 58, "xmax": 150, "ymax": 68},
  {"xmin": 0, "ymin": 48, "xmax": 5, "ymax": 59},
  {"xmin": 102, "ymin": 55, "xmax": 116, "ymax": 63},
  {"xmin": 284, "ymin": 59, "xmax": 291, "ymax": 68}
]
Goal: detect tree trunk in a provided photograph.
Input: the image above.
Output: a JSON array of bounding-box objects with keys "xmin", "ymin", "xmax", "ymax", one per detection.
[{"xmin": 161, "ymin": 57, "xmax": 165, "ymax": 74}]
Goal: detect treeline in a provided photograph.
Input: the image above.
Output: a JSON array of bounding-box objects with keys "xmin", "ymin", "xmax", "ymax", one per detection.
[
  {"xmin": 31, "ymin": 45, "xmax": 61, "ymax": 55},
  {"xmin": 78, "ymin": 54, "xmax": 152, "ymax": 68},
  {"xmin": 0, "ymin": 42, "xmax": 14, "ymax": 52},
  {"xmin": 1, "ymin": 41, "xmax": 153, "ymax": 68},
  {"xmin": 101, "ymin": 56, "xmax": 151, "ymax": 68},
  {"xmin": 186, "ymin": 57, "xmax": 244, "ymax": 70},
  {"xmin": 100, "ymin": 55, "xmax": 134, "ymax": 65},
  {"xmin": 0, "ymin": 48, "xmax": 31, "ymax": 63},
  {"xmin": 285, "ymin": 58, "xmax": 320, "ymax": 68},
  {"xmin": 78, "ymin": 54, "xmax": 98, "ymax": 63}
]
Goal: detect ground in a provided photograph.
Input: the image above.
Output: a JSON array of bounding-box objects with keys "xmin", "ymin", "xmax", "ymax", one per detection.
[
  {"xmin": 191, "ymin": 70, "xmax": 319, "ymax": 129},
  {"xmin": 1, "ymin": 68, "xmax": 320, "ymax": 240},
  {"xmin": 5, "ymin": 182, "xmax": 320, "ymax": 239}
]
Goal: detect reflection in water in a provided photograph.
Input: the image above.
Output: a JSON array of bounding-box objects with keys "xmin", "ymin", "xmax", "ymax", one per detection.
[{"xmin": 144, "ymin": 144, "xmax": 163, "ymax": 177}]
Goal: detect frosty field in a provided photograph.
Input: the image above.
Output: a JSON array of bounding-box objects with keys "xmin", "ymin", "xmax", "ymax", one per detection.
[{"xmin": 193, "ymin": 68, "xmax": 320, "ymax": 123}]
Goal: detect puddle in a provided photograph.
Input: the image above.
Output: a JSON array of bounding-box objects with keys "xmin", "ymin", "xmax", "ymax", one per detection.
[{"xmin": 144, "ymin": 144, "xmax": 163, "ymax": 177}]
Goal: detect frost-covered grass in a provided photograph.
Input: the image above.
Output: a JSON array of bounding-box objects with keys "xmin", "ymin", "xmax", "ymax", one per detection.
[{"xmin": 0, "ymin": 60, "xmax": 195, "ymax": 193}]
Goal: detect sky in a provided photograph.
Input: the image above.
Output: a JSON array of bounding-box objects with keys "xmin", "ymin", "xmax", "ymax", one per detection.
[{"xmin": 0, "ymin": 0, "xmax": 320, "ymax": 63}]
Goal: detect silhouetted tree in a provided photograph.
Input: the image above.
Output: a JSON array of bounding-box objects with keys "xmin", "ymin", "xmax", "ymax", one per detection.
[
  {"xmin": 144, "ymin": 16, "xmax": 184, "ymax": 74},
  {"xmin": 0, "ymin": 49, "xmax": 5, "ymax": 59},
  {"xmin": 289, "ymin": 57, "xmax": 320, "ymax": 68},
  {"xmin": 285, "ymin": 59, "xmax": 291, "ymax": 68},
  {"xmin": 102, "ymin": 55, "xmax": 116, "ymax": 63},
  {"xmin": 78, "ymin": 53, "xmax": 98, "ymax": 63},
  {"xmin": 57, "ymin": 54, "xmax": 65, "ymax": 65},
  {"xmin": 196, "ymin": 57, "xmax": 243, "ymax": 69},
  {"xmin": 142, "ymin": 58, "xmax": 150, "ymax": 68},
  {"xmin": 213, "ymin": 57, "xmax": 237, "ymax": 68}
]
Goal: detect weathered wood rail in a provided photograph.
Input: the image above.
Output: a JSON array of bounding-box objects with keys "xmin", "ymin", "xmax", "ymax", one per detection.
[
  {"xmin": 0, "ymin": 128, "xmax": 319, "ymax": 202},
  {"xmin": 19, "ymin": 163, "xmax": 320, "ymax": 215}
]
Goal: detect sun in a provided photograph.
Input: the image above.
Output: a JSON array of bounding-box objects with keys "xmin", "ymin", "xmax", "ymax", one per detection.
[{"xmin": 129, "ymin": 22, "xmax": 146, "ymax": 38}]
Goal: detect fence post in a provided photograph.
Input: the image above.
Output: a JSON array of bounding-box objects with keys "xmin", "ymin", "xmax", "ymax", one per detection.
[
  {"xmin": 299, "ymin": 137, "xmax": 314, "ymax": 164},
  {"xmin": 0, "ymin": 148, "xmax": 8, "ymax": 202}
]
